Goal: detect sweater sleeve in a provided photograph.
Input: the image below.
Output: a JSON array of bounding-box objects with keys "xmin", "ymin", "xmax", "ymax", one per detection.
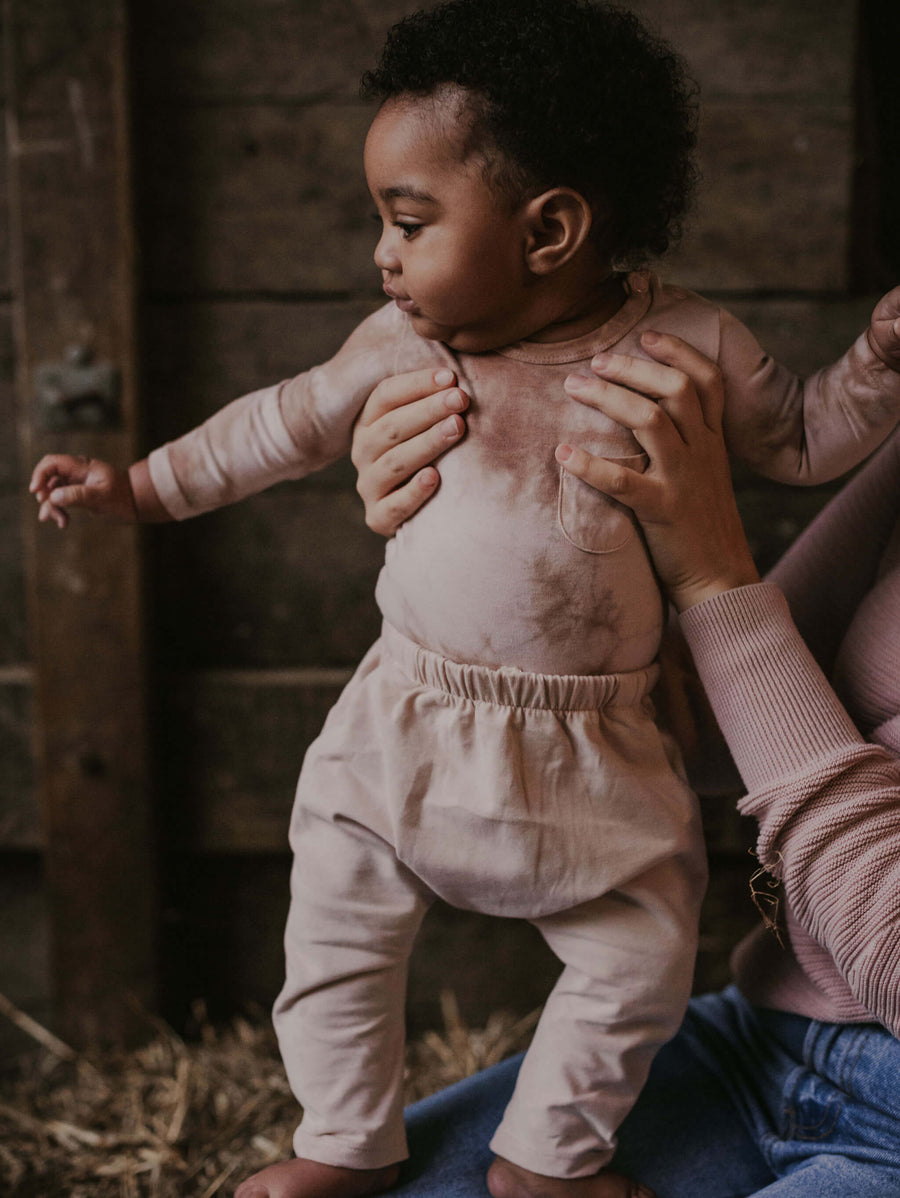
[
  {"xmin": 718, "ymin": 308, "xmax": 900, "ymax": 485},
  {"xmin": 766, "ymin": 430, "xmax": 900, "ymax": 675},
  {"xmin": 147, "ymin": 303, "xmax": 412, "ymax": 520},
  {"xmin": 680, "ymin": 582, "xmax": 900, "ymax": 1035}
]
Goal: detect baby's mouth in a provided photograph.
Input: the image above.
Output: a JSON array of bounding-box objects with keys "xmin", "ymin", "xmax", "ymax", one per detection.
[{"xmin": 383, "ymin": 284, "xmax": 417, "ymax": 313}]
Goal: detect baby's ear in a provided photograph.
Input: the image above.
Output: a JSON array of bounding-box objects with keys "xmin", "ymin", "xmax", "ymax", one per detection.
[{"xmin": 523, "ymin": 188, "xmax": 593, "ymax": 275}]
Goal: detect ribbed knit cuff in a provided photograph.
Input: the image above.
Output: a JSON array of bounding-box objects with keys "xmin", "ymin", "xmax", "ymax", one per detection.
[{"xmin": 679, "ymin": 582, "xmax": 863, "ymax": 792}]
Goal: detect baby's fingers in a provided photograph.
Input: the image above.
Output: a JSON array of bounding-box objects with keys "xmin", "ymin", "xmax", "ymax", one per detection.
[
  {"xmin": 29, "ymin": 453, "xmax": 88, "ymax": 495},
  {"xmin": 46, "ymin": 482, "xmax": 101, "ymax": 514},
  {"xmin": 38, "ymin": 498, "xmax": 69, "ymax": 529}
]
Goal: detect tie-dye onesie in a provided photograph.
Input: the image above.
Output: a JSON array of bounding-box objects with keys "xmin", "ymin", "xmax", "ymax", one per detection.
[{"xmin": 146, "ymin": 271, "xmax": 900, "ymax": 1178}]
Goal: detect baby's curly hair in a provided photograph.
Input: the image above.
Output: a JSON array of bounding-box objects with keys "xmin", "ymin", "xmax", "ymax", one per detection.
[{"xmin": 361, "ymin": 0, "xmax": 699, "ymax": 266}]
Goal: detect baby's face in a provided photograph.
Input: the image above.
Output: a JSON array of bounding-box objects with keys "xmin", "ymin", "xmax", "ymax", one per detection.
[{"xmin": 365, "ymin": 96, "xmax": 537, "ymax": 353}]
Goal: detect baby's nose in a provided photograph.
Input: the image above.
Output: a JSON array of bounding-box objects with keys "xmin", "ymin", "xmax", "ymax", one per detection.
[{"xmin": 374, "ymin": 231, "xmax": 401, "ymax": 273}]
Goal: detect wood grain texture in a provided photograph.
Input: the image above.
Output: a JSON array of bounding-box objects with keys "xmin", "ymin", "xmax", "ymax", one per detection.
[
  {"xmin": 138, "ymin": 103, "xmax": 380, "ymax": 295},
  {"xmin": 131, "ymin": 0, "xmax": 416, "ymax": 103},
  {"xmin": 157, "ymin": 669, "xmax": 348, "ymax": 852},
  {"xmin": 0, "ymin": 676, "xmax": 36, "ymax": 848},
  {"xmin": 0, "ymin": 855, "xmax": 51, "ymax": 1060},
  {"xmin": 632, "ymin": 0, "xmax": 855, "ymax": 100},
  {"xmin": 667, "ymin": 102, "xmax": 853, "ymax": 290},
  {"xmin": 6, "ymin": 0, "xmax": 157, "ymax": 1046}
]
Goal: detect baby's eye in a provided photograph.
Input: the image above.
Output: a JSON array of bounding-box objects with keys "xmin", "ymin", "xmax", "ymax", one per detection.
[{"xmin": 394, "ymin": 221, "xmax": 421, "ymax": 240}]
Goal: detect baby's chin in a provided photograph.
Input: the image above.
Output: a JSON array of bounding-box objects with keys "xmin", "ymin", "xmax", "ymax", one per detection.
[{"xmin": 408, "ymin": 312, "xmax": 511, "ymax": 355}]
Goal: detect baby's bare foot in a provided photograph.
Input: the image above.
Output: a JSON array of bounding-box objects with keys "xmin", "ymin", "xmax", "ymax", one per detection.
[
  {"xmin": 486, "ymin": 1156, "xmax": 655, "ymax": 1198},
  {"xmin": 234, "ymin": 1157, "xmax": 400, "ymax": 1198}
]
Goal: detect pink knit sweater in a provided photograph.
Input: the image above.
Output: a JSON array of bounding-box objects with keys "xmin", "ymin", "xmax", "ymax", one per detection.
[{"xmin": 680, "ymin": 428, "xmax": 900, "ymax": 1033}]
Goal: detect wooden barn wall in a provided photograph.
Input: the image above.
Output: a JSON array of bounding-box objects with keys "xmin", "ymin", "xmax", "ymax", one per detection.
[{"xmin": 1, "ymin": 0, "xmax": 895, "ymax": 1046}]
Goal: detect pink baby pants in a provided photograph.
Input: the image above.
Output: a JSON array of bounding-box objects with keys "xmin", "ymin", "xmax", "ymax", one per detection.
[{"xmin": 273, "ymin": 623, "xmax": 706, "ymax": 1178}]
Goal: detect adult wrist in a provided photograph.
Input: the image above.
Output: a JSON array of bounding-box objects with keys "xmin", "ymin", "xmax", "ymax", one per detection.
[{"xmin": 669, "ymin": 562, "xmax": 761, "ymax": 614}]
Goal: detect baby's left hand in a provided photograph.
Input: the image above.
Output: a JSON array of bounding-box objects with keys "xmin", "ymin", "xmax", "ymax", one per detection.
[{"xmin": 869, "ymin": 285, "xmax": 900, "ymax": 368}]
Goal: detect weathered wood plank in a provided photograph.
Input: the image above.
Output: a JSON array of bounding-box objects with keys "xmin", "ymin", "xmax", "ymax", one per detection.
[
  {"xmin": 632, "ymin": 0, "xmax": 855, "ymax": 100},
  {"xmin": 0, "ymin": 495, "xmax": 27, "ymax": 666},
  {"xmin": 158, "ymin": 670, "xmax": 348, "ymax": 852},
  {"xmin": 0, "ymin": 305, "xmax": 28, "ymax": 666},
  {"xmin": 139, "ymin": 103, "xmax": 379, "ymax": 296},
  {"xmin": 0, "ymin": 674, "xmax": 37, "ymax": 849},
  {"xmin": 0, "ymin": 854, "xmax": 52, "ymax": 1060},
  {"xmin": 0, "ymin": 115, "xmax": 10, "ymax": 295},
  {"xmin": 152, "ymin": 487, "xmax": 383, "ymax": 669},
  {"xmin": 6, "ymin": 0, "xmax": 157, "ymax": 1045},
  {"xmin": 130, "ymin": 0, "xmax": 855, "ymax": 107},
  {"xmin": 132, "ymin": 0, "xmax": 416, "ymax": 103},
  {"xmin": 667, "ymin": 101, "xmax": 853, "ymax": 291}
]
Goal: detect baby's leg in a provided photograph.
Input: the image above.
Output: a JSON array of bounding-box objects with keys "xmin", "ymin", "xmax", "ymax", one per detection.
[
  {"xmin": 488, "ymin": 859, "xmax": 700, "ymax": 1197},
  {"xmin": 237, "ymin": 797, "xmax": 433, "ymax": 1198}
]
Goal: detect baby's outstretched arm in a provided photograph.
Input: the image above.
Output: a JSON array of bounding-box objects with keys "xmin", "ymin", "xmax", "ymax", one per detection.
[
  {"xmin": 718, "ymin": 282, "xmax": 900, "ymax": 484},
  {"xmin": 29, "ymin": 453, "xmax": 172, "ymax": 528}
]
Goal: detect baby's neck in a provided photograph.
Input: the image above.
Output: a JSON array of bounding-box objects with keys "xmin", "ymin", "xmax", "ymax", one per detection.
[{"xmin": 524, "ymin": 271, "xmax": 627, "ymax": 344}]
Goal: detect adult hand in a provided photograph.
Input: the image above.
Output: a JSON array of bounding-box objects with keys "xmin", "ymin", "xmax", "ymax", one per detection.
[
  {"xmin": 351, "ymin": 368, "xmax": 468, "ymax": 535},
  {"xmin": 558, "ymin": 332, "xmax": 760, "ymax": 612},
  {"xmin": 869, "ymin": 283, "xmax": 900, "ymax": 369}
]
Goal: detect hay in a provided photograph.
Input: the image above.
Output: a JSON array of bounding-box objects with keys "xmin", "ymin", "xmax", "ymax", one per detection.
[{"xmin": 0, "ymin": 992, "xmax": 538, "ymax": 1197}]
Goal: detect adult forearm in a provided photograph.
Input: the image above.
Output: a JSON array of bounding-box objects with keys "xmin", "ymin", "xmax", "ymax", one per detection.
[{"xmin": 681, "ymin": 582, "xmax": 900, "ymax": 1033}]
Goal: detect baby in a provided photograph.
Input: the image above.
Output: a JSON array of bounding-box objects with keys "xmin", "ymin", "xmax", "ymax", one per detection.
[{"xmin": 31, "ymin": 2, "xmax": 900, "ymax": 1198}]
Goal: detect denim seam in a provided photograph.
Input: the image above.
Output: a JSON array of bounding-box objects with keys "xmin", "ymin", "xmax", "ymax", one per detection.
[
  {"xmin": 783, "ymin": 1064, "xmax": 843, "ymax": 1143},
  {"xmin": 839, "ymin": 1027, "xmax": 871, "ymax": 1095}
]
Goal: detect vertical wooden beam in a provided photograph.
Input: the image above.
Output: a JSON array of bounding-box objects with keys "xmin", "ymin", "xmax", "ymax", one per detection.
[{"xmin": 5, "ymin": 0, "xmax": 157, "ymax": 1046}]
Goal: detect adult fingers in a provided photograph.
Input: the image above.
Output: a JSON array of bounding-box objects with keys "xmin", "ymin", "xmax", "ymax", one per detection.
[
  {"xmin": 355, "ymin": 413, "xmax": 464, "ymax": 503},
  {"xmin": 365, "ymin": 466, "xmax": 441, "ymax": 537},
  {"xmin": 351, "ymin": 388, "xmax": 467, "ymax": 473},
  {"xmin": 355, "ymin": 368, "xmax": 461, "ymax": 429},
  {"xmin": 566, "ymin": 341, "xmax": 721, "ymax": 447},
  {"xmin": 636, "ymin": 332, "xmax": 725, "ymax": 432},
  {"xmin": 563, "ymin": 366, "xmax": 686, "ymax": 467},
  {"xmin": 554, "ymin": 443, "xmax": 659, "ymax": 519}
]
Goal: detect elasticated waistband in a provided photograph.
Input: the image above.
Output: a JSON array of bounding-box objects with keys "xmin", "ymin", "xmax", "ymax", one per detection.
[{"xmin": 381, "ymin": 622, "xmax": 658, "ymax": 712}]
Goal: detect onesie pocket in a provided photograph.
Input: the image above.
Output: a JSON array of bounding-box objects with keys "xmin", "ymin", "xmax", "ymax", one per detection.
[{"xmin": 557, "ymin": 452, "xmax": 648, "ymax": 554}]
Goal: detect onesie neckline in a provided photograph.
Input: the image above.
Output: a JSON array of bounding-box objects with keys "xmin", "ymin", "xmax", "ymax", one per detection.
[{"xmin": 495, "ymin": 271, "xmax": 654, "ymax": 365}]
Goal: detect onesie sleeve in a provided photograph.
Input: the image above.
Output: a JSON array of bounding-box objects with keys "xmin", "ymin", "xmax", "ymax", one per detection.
[
  {"xmin": 147, "ymin": 303, "xmax": 412, "ymax": 520},
  {"xmin": 717, "ymin": 308, "xmax": 900, "ymax": 485},
  {"xmin": 680, "ymin": 581, "xmax": 900, "ymax": 1035}
]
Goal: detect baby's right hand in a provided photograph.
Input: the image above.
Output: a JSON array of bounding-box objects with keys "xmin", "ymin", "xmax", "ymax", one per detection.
[{"xmin": 29, "ymin": 454, "xmax": 137, "ymax": 528}]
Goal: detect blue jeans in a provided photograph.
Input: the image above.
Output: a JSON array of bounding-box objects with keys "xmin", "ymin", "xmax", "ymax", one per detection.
[{"xmin": 394, "ymin": 987, "xmax": 900, "ymax": 1197}]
